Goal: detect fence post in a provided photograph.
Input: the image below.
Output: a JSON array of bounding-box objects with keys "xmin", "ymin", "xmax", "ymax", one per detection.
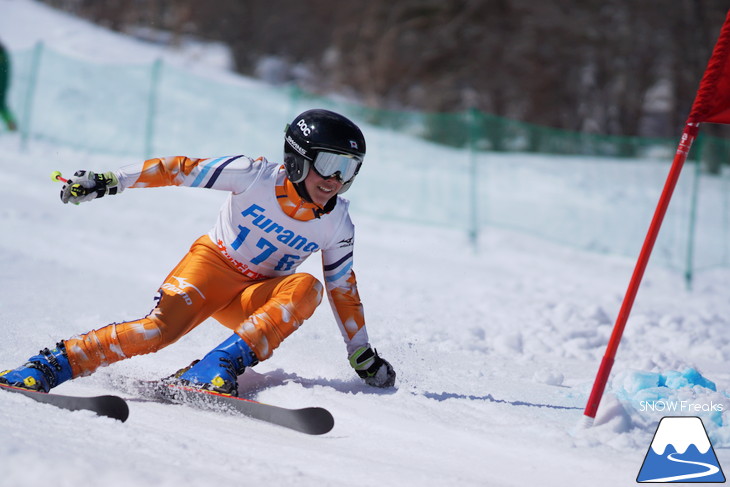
[
  {"xmin": 683, "ymin": 141, "xmax": 702, "ymax": 290},
  {"xmin": 467, "ymin": 107, "xmax": 480, "ymax": 248},
  {"xmin": 144, "ymin": 58, "xmax": 162, "ymax": 158},
  {"xmin": 21, "ymin": 41, "xmax": 44, "ymax": 151}
]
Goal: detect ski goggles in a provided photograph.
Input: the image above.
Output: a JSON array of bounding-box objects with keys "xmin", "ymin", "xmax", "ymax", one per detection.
[{"xmin": 312, "ymin": 151, "xmax": 362, "ymax": 183}]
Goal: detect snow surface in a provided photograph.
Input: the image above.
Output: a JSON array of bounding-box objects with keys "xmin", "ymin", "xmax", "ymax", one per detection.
[{"xmin": 2, "ymin": 1, "xmax": 730, "ymax": 486}]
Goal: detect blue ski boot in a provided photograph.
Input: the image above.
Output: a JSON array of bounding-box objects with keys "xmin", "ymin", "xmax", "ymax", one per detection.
[
  {"xmin": 0, "ymin": 343, "xmax": 73, "ymax": 392},
  {"xmin": 167, "ymin": 334, "xmax": 258, "ymax": 396}
]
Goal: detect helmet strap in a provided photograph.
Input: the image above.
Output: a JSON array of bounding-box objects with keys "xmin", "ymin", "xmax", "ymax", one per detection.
[
  {"xmin": 292, "ymin": 180, "xmax": 337, "ymax": 212},
  {"xmin": 292, "ymin": 179, "xmax": 313, "ymax": 202}
]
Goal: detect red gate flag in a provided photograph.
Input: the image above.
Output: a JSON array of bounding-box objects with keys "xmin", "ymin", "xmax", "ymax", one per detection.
[
  {"xmin": 583, "ymin": 9, "xmax": 730, "ymax": 425},
  {"xmin": 690, "ymin": 9, "xmax": 730, "ymax": 124}
]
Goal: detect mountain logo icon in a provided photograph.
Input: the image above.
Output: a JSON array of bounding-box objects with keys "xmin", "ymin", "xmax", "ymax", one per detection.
[{"xmin": 637, "ymin": 416, "xmax": 725, "ymax": 483}]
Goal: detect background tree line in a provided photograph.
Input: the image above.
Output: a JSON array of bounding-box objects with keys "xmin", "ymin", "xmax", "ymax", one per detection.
[{"xmin": 40, "ymin": 0, "xmax": 730, "ymax": 139}]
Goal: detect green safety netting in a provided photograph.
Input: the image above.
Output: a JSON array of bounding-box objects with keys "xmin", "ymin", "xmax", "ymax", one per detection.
[{"xmin": 5, "ymin": 44, "xmax": 730, "ymax": 285}]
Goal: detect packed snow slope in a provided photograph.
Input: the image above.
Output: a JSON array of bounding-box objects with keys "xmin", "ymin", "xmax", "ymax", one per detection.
[{"xmin": 2, "ymin": 2, "xmax": 730, "ymax": 486}]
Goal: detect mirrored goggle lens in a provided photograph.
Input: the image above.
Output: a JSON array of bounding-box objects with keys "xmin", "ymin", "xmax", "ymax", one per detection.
[{"xmin": 313, "ymin": 152, "xmax": 362, "ymax": 182}]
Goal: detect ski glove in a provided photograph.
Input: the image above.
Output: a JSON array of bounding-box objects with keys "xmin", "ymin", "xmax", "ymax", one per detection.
[
  {"xmin": 60, "ymin": 170, "xmax": 121, "ymax": 204},
  {"xmin": 349, "ymin": 346, "xmax": 396, "ymax": 388}
]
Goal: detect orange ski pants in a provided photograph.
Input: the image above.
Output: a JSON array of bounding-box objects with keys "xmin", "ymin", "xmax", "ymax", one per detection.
[{"xmin": 63, "ymin": 236, "xmax": 324, "ymax": 378}]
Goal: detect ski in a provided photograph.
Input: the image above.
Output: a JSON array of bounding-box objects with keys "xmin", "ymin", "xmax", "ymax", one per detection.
[
  {"xmin": 130, "ymin": 380, "xmax": 334, "ymax": 435},
  {"xmin": 0, "ymin": 383, "xmax": 129, "ymax": 422}
]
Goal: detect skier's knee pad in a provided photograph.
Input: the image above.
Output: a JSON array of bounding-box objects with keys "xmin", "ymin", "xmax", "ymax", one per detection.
[
  {"xmin": 282, "ymin": 273, "xmax": 324, "ymax": 322},
  {"xmin": 235, "ymin": 273, "xmax": 324, "ymax": 361}
]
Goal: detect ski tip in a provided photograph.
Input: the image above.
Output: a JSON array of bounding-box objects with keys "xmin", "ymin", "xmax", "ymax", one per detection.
[
  {"xmin": 298, "ymin": 407, "xmax": 335, "ymax": 435},
  {"xmin": 99, "ymin": 395, "xmax": 130, "ymax": 422},
  {"xmin": 0, "ymin": 384, "xmax": 130, "ymax": 422}
]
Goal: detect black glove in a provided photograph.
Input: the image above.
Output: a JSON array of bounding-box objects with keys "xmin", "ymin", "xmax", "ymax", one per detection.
[
  {"xmin": 60, "ymin": 170, "xmax": 121, "ymax": 204},
  {"xmin": 349, "ymin": 346, "xmax": 396, "ymax": 388}
]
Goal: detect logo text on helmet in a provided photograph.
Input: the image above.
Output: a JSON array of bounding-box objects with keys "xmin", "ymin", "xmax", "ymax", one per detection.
[
  {"xmin": 286, "ymin": 135, "xmax": 307, "ymax": 157},
  {"xmin": 297, "ymin": 119, "xmax": 311, "ymax": 137}
]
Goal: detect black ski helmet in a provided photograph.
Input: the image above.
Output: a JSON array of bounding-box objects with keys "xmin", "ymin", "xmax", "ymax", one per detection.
[{"xmin": 284, "ymin": 109, "xmax": 366, "ymax": 194}]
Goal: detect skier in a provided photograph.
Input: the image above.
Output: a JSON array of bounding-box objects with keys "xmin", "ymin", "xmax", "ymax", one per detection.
[{"xmin": 0, "ymin": 109, "xmax": 396, "ymax": 396}]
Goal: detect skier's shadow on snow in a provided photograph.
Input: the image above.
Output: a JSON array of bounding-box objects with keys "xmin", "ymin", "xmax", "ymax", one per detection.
[
  {"xmin": 237, "ymin": 368, "xmax": 396, "ymax": 397},
  {"xmin": 239, "ymin": 369, "xmax": 580, "ymax": 410}
]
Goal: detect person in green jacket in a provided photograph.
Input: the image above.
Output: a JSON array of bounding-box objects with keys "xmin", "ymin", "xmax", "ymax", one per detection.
[{"xmin": 0, "ymin": 40, "xmax": 17, "ymax": 132}]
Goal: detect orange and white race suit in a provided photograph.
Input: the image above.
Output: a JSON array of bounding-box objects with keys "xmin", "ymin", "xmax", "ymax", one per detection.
[{"xmin": 64, "ymin": 155, "xmax": 369, "ymax": 377}]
